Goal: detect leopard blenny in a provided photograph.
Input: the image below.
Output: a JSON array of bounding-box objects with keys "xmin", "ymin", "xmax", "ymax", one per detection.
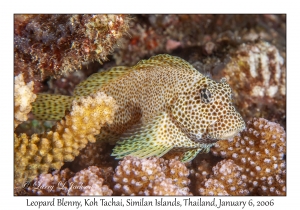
[{"xmin": 32, "ymin": 54, "xmax": 245, "ymax": 162}]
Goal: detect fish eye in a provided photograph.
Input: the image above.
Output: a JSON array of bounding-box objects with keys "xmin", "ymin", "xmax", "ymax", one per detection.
[{"xmin": 200, "ymin": 88, "xmax": 213, "ymax": 103}]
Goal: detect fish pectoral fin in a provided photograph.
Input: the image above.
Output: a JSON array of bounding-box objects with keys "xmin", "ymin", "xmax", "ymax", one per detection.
[
  {"xmin": 112, "ymin": 112, "xmax": 214, "ymax": 162},
  {"xmin": 181, "ymin": 149, "xmax": 203, "ymax": 163},
  {"xmin": 111, "ymin": 112, "xmax": 175, "ymax": 159},
  {"xmin": 181, "ymin": 143, "xmax": 215, "ymax": 162},
  {"xmin": 31, "ymin": 94, "xmax": 73, "ymax": 121}
]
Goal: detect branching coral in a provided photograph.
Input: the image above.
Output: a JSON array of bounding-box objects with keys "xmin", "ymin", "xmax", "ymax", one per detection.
[
  {"xmin": 68, "ymin": 166, "xmax": 113, "ymax": 196},
  {"xmin": 26, "ymin": 168, "xmax": 74, "ymax": 196},
  {"xmin": 14, "ymin": 14, "xmax": 130, "ymax": 82},
  {"xmin": 14, "ymin": 73, "xmax": 36, "ymax": 128},
  {"xmin": 205, "ymin": 118, "xmax": 286, "ymax": 195},
  {"xmin": 113, "ymin": 156, "xmax": 191, "ymax": 195},
  {"xmin": 14, "ymin": 91, "xmax": 118, "ymax": 188},
  {"xmin": 199, "ymin": 160, "xmax": 249, "ymax": 196},
  {"xmin": 25, "ymin": 166, "xmax": 113, "ymax": 196}
]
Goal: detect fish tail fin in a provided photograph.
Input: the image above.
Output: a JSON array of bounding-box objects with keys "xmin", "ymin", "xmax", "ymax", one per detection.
[{"xmin": 31, "ymin": 93, "xmax": 73, "ymax": 120}]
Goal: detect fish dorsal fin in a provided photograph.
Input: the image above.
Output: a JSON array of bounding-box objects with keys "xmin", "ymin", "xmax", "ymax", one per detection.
[
  {"xmin": 132, "ymin": 54, "xmax": 197, "ymax": 73},
  {"xmin": 73, "ymin": 66, "xmax": 130, "ymax": 96}
]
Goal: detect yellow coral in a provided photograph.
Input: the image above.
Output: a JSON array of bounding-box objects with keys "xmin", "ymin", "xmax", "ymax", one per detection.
[
  {"xmin": 14, "ymin": 91, "xmax": 118, "ymax": 188},
  {"xmin": 14, "ymin": 73, "xmax": 36, "ymax": 128}
]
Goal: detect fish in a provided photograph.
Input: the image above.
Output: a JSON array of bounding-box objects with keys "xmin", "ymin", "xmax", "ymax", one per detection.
[{"xmin": 32, "ymin": 54, "xmax": 245, "ymax": 162}]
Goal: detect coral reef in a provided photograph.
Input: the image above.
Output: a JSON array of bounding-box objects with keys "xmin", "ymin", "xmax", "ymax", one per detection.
[
  {"xmin": 198, "ymin": 118, "xmax": 286, "ymax": 196},
  {"xmin": 14, "ymin": 14, "xmax": 130, "ymax": 83},
  {"xmin": 14, "ymin": 74, "xmax": 37, "ymax": 128},
  {"xmin": 14, "ymin": 15, "xmax": 286, "ymax": 197},
  {"xmin": 113, "ymin": 156, "xmax": 191, "ymax": 195},
  {"xmin": 14, "ymin": 91, "xmax": 118, "ymax": 188},
  {"xmin": 113, "ymin": 15, "xmax": 286, "ymax": 66}
]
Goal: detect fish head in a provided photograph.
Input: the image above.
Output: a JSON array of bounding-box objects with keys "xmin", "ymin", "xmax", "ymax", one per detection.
[{"xmin": 170, "ymin": 77, "xmax": 245, "ymax": 143}]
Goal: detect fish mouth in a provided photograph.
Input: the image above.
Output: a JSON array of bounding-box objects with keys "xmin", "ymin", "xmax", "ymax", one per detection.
[
  {"xmin": 218, "ymin": 129, "xmax": 242, "ymax": 140},
  {"xmin": 205, "ymin": 117, "xmax": 245, "ymax": 141}
]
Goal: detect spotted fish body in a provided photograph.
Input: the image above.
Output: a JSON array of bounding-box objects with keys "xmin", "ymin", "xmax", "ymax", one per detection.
[{"xmin": 32, "ymin": 54, "xmax": 245, "ymax": 162}]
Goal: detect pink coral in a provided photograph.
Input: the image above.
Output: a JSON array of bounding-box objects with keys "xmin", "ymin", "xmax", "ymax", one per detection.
[
  {"xmin": 210, "ymin": 118, "xmax": 286, "ymax": 195},
  {"xmin": 113, "ymin": 156, "xmax": 191, "ymax": 195},
  {"xmin": 26, "ymin": 168, "xmax": 74, "ymax": 196},
  {"xmin": 68, "ymin": 166, "xmax": 113, "ymax": 196}
]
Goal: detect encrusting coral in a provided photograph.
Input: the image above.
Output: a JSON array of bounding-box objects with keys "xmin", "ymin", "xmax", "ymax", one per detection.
[
  {"xmin": 113, "ymin": 156, "xmax": 191, "ymax": 195},
  {"xmin": 14, "ymin": 91, "xmax": 118, "ymax": 189},
  {"xmin": 14, "ymin": 14, "xmax": 130, "ymax": 82},
  {"xmin": 113, "ymin": 15, "xmax": 286, "ymax": 66},
  {"xmin": 14, "ymin": 73, "xmax": 37, "ymax": 128},
  {"xmin": 196, "ymin": 118, "xmax": 286, "ymax": 196}
]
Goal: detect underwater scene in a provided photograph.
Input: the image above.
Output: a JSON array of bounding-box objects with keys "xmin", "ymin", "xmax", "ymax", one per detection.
[{"xmin": 14, "ymin": 14, "xmax": 286, "ymax": 196}]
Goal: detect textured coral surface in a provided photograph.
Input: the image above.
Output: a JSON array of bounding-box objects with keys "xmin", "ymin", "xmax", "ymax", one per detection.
[
  {"xmin": 14, "ymin": 74, "xmax": 37, "ymax": 128},
  {"xmin": 209, "ymin": 118, "xmax": 286, "ymax": 195},
  {"xmin": 14, "ymin": 14, "xmax": 286, "ymax": 196},
  {"xmin": 220, "ymin": 41, "xmax": 286, "ymax": 126},
  {"xmin": 14, "ymin": 91, "xmax": 117, "ymax": 189},
  {"xmin": 113, "ymin": 156, "xmax": 191, "ymax": 195},
  {"xmin": 14, "ymin": 14, "xmax": 129, "ymax": 83}
]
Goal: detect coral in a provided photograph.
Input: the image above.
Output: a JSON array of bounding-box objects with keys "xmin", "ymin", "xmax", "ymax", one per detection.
[
  {"xmin": 209, "ymin": 118, "xmax": 286, "ymax": 195},
  {"xmin": 162, "ymin": 158, "xmax": 190, "ymax": 188},
  {"xmin": 189, "ymin": 153, "xmax": 222, "ymax": 194},
  {"xmin": 114, "ymin": 15, "xmax": 286, "ymax": 66},
  {"xmin": 14, "ymin": 15, "xmax": 286, "ymax": 197},
  {"xmin": 68, "ymin": 166, "xmax": 113, "ymax": 196},
  {"xmin": 14, "ymin": 91, "xmax": 118, "ymax": 188},
  {"xmin": 113, "ymin": 156, "xmax": 191, "ymax": 195},
  {"xmin": 24, "ymin": 166, "xmax": 114, "ymax": 196},
  {"xmin": 26, "ymin": 168, "xmax": 74, "ymax": 196},
  {"xmin": 220, "ymin": 41, "xmax": 286, "ymax": 127},
  {"xmin": 199, "ymin": 160, "xmax": 249, "ymax": 196},
  {"xmin": 14, "ymin": 73, "xmax": 36, "ymax": 128},
  {"xmin": 14, "ymin": 14, "xmax": 130, "ymax": 82}
]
